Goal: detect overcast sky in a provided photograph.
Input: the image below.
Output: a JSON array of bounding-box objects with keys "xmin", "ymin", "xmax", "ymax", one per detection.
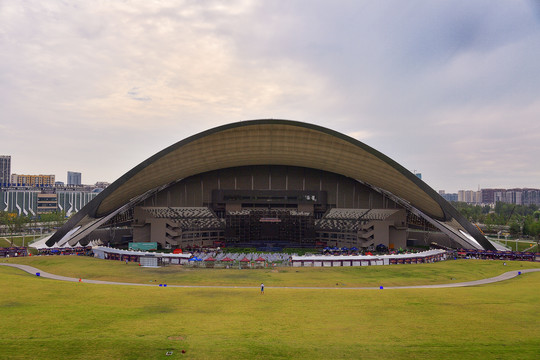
[{"xmin": 1, "ymin": 0, "xmax": 539, "ymax": 193}]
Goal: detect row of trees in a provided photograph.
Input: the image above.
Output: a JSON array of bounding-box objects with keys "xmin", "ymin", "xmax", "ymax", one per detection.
[
  {"xmin": 452, "ymin": 202, "xmax": 540, "ymax": 238},
  {"xmin": 0, "ymin": 211, "xmax": 67, "ymax": 246}
]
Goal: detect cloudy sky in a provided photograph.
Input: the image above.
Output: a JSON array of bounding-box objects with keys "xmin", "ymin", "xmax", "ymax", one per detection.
[{"xmin": 1, "ymin": 0, "xmax": 539, "ymax": 193}]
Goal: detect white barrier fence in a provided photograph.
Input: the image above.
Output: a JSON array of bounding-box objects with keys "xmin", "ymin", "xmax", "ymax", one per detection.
[{"xmin": 291, "ymin": 249, "xmax": 447, "ymax": 267}]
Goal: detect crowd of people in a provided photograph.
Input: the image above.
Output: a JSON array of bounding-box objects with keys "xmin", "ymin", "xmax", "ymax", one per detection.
[
  {"xmin": 453, "ymin": 248, "xmax": 537, "ymax": 262},
  {"xmin": 0, "ymin": 247, "xmax": 27, "ymax": 257},
  {"xmin": 189, "ymin": 250, "xmax": 293, "ymax": 265},
  {"xmin": 37, "ymin": 246, "xmax": 93, "ymax": 256}
]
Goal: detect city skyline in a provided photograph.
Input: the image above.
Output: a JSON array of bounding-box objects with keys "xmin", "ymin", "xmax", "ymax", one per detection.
[{"xmin": 2, "ymin": 1, "xmax": 539, "ymax": 192}]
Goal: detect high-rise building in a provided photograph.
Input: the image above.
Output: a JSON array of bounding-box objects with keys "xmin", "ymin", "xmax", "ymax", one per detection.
[
  {"xmin": 10, "ymin": 174, "xmax": 55, "ymax": 187},
  {"xmin": 480, "ymin": 188, "xmax": 506, "ymax": 204},
  {"xmin": 480, "ymin": 188, "xmax": 540, "ymax": 206},
  {"xmin": 521, "ymin": 188, "xmax": 540, "ymax": 206},
  {"xmin": 439, "ymin": 190, "xmax": 458, "ymax": 202},
  {"xmin": 67, "ymin": 171, "xmax": 82, "ymax": 186},
  {"xmin": 0, "ymin": 155, "xmax": 11, "ymax": 187},
  {"xmin": 457, "ymin": 190, "xmax": 481, "ymax": 204}
]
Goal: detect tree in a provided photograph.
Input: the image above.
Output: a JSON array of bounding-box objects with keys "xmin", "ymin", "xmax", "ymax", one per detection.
[
  {"xmin": 5, "ymin": 213, "xmax": 29, "ymax": 246},
  {"xmin": 522, "ymin": 218, "xmax": 531, "ymax": 236},
  {"xmin": 0, "ymin": 211, "xmax": 7, "ymax": 235},
  {"xmin": 39, "ymin": 211, "xmax": 67, "ymax": 229},
  {"xmin": 508, "ymin": 221, "xmax": 521, "ymax": 236},
  {"xmin": 526, "ymin": 219, "xmax": 540, "ymax": 240}
]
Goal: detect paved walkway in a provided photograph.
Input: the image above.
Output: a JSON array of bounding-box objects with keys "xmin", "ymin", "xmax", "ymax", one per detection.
[{"xmin": 1, "ymin": 263, "xmax": 539, "ymax": 290}]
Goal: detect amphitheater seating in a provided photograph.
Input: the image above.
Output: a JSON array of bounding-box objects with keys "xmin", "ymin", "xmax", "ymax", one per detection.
[
  {"xmin": 315, "ymin": 208, "xmax": 401, "ymax": 232},
  {"xmin": 323, "ymin": 208, "xmax": 369, "ymax": 219},
  {"xmin": 316, "ymin": 218, "xmax": 360, "ymax": 231},
  {"xmin": 315, "ymin": 209, "xmax": 367, "ymax": 232},
  {"xmin": 142, "ymin": 207, "xmax": 225, "ymax": 230},
  {"xmin": 362, "ymin": 209, "xmax": 400, "ymax": 221},
  {"xmin": 191, "ymin": 250, "xmax": 295, "ymax": 263}
]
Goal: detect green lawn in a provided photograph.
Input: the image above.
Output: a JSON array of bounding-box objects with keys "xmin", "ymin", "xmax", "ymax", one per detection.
[
  {"xmin": 0, "ymin": 235, "xmax": 40, "ymax": 247},
  {"xmin": 502, "ymin": 240, "xmax": 538, "ymax": 252},
  {"xmin": 4, "ymin": 256, "xmax": 540, "ymax": 287},
  {"xmin": 1, "ymin": 261, "xmax": 539, "ymax": 359},
  {"xmin": 488, "ymin": 238, "xmax": 539, "ymax": 252}
]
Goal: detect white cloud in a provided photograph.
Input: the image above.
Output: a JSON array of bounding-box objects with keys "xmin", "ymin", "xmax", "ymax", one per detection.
[
  {"xmin": 346, "ymin": 130, "xmax": 376, "ymax": 142},
  {"xmin": 1, "ymin": 0, "xmax": 539, "ymax": 190}
]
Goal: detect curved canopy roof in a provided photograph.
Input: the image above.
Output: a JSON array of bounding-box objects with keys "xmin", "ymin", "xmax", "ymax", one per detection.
[{"xmin": 48, "ymin": 119, "xmax": 494, "ymax": 250}]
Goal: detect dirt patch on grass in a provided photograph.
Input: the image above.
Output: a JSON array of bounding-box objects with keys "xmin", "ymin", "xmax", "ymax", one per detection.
[
  {"xmin": 167, "ymin": 336, "xmax": 186, "ymax": 341},
  {"xmin": 1, "ymin": 301, "xmax": 23, "ymax": 308},
  {"xmin": 141, "ymin": 305, "xmax": 176, "ymax": 314}
]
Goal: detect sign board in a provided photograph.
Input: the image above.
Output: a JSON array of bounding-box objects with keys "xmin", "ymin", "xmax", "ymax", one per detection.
[{"xmin": 128, "ymin": 242, "xmax": 158, "ymax": 251}]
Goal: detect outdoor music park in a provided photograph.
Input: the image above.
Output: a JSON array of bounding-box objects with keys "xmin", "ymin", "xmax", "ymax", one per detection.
[
  {"xmin": 3, "ymin": 121, "xmax": 539, "ymax": 358},
  {"xmin": 1, "ymin": 255, "xmax": 539, "ymax": 359}
]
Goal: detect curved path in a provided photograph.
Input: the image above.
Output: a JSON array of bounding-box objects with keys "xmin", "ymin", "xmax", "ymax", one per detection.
[{"xmin": 1, "ymin": 263, "xmax": 539, "ymax": 290}]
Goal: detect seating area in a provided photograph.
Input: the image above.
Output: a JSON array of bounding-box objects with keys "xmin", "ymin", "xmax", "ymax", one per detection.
[
  {"xmin": 144, "ymin": 207, "xmax": 215, "ymax": 219},
  {"xmin": 316, "ymin": 209, "xmax": 367, "ymax": 230},
  {"xmin": 315, "ymin": 209, "xmax": 368, "ymax": 232},
  {"xmin": 143, "ymin": 207, "xmax": 225, "ymax": 230},
  {"xmin": 188, "ymin": 250, "xmax": 294, "ymax": 267},
  {"xmin": 362, "ymin": 209, "xmax": 400, "ymax": 221},
  {"xmin": 319, "ymin": 208, "xmax": 401, "ymax": 223},
  {"xmin": 316, "ymin": 218, "xmax": 361, "ymax": 231},
  {"xmin": 323, "ymin": 208, "xmax": 369, "ymax": 219},
  {"xmin": 93, "ymin": 246, "xmax": 293, "ymax": 268},
  {"xmin": 92, "ymin": 246, "xmax": 192, "ymax": 265}
]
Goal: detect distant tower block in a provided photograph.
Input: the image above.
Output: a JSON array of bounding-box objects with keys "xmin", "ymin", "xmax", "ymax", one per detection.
[{"xmin": 67, "ymin": 171, "xmax": 82, "ymax": 186}]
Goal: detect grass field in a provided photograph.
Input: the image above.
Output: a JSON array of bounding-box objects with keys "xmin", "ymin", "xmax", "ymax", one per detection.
[
  {"xmin": 0, "ymin": 235, "xmax": 41, "ymax": 247},
  {"xmin": 486, "ymin": 238, "xmax": 539, "ymax": 252},
  {"xmin": 499, "ymin": 240, "xmax": 538, "ymax": 252},
  {"xmin": 4, "ymin": 255, "xmax": 540, "ymax": 287},
  {"xmin": 1, "ymin": 257, "xmax": 540, "ymax": 359}
]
